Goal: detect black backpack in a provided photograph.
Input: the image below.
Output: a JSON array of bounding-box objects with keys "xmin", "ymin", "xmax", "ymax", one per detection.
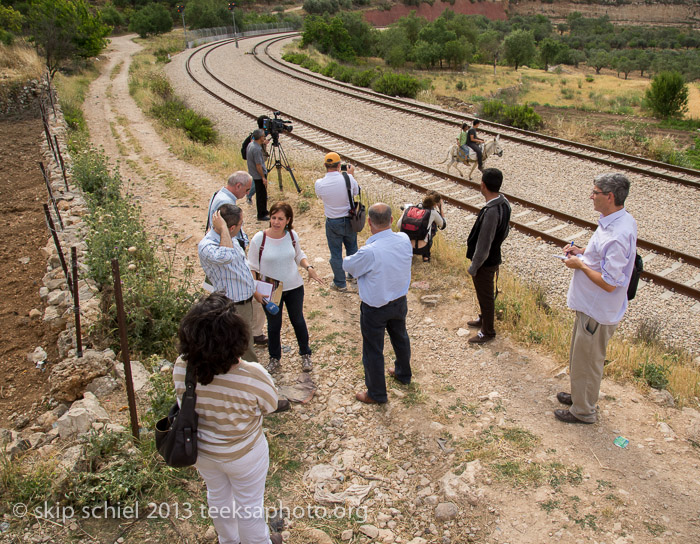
[
  {"xmin": 400, "ymin": 205, "xmax": 431, "ymax": 240},
  {"xmin": 241, "ymin": 132, "xmax": 253, "ymax": 160},
  {"xmin": 627, "ymin": 253, "xmax": 643, "ymax": 301}
]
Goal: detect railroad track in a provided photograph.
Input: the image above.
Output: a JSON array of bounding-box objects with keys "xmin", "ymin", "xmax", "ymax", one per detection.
[
  {"xmin": 184, "ymin": 36, "xmax": 700, "ymax": 304},
  {"xmin": 254, "ymin": 34, "xmax": 700, "ymax": 189}
]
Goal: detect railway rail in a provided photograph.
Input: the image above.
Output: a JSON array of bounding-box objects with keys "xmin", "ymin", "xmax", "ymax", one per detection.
[
  {"xmin": 254, "ymin": 34, "xmax": 700, "ymax": 190},
  {"xmin": 184, "ymin": 36, "xmax": 700, "ymax": 303}
]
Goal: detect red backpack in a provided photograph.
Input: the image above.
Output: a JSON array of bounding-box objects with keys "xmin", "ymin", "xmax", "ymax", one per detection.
[{"xmin": 400, "ymin": 206, "xmax": 431, "ymax": 240}]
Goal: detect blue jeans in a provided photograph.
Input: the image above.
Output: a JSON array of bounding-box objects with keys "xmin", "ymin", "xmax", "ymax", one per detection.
[
  {"xmin": 360, "ymin": 297, "xmax": 411, "ymax": 403},
  {"xmin": 246, "ymin": 182, "xmax": 255, "ymax": 202},
  {"xmin": 325, "ymin": 217, "xmax": 358, "ymax": 288},
  {"xmin": 264, "ymin": 285, "xmax": 311, "ymax": 360}
]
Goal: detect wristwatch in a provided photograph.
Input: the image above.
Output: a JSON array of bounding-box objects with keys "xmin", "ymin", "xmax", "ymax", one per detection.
[{"xmin": 306, "ymin": 265, "xmax": 314, "ymax": 270}]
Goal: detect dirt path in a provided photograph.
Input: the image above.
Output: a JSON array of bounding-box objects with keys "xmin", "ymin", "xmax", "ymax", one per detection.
[{"xmin": 80, "ymin": 35, "xmax": 700, "ymax": 543}]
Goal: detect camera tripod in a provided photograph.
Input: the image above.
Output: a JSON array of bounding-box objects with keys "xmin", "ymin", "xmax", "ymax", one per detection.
[{"xmin": 266, "ymin": 135, "xmax": 300, "ymax": 193}]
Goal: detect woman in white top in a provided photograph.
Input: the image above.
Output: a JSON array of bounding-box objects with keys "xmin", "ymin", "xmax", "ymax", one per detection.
[
  {"xmin": 249, "ymin": 202, "xmax": 323, "ymax": 374},
  {"xmin": 174, "ymin": 292, "xmax": 283, "ymax": 544}
]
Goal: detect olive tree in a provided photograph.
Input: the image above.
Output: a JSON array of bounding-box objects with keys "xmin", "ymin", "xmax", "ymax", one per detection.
[{"xmin": 27, "ymin": 0, "xmax": 110, "ymax": 77}]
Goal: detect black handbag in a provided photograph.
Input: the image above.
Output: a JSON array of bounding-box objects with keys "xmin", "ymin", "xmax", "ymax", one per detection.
[
  {"xmin": 155, "ymin": 365, "xmax": 198, "ymax": 467},
  {"xmin": 343, "ymin": 172, "xmax": 366, "ymax": 232}
]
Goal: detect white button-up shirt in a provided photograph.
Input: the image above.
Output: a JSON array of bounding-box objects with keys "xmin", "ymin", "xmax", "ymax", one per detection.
[
  {"xmin": 315, "ymin": 171, "xmax": 359, "ymax": 219},
  {"xmin": 567, "ymin": 208, "xmax": 637, "ymax": 325},
  {"xmin": 342, "ymin": 229, "xmax": 413, "ymax": 308}
]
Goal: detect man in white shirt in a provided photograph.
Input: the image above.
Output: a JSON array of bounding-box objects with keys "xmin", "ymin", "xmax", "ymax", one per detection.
[
  {"xmin": 315, "ymin": 152, "xmax": 359, "ymax": 292},
  {"xmin": 343, "ymin": 203, "xmax": 413, "ymax": 404},
  {"xmin": 556, "ymin": 173, "xmax": 637, "ymax": 424}
]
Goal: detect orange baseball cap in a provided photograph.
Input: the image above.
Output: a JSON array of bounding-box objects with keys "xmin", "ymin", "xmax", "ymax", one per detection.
[{"xmin": 324, "ymin": 152, "xmax": 341, "ymax": 165}]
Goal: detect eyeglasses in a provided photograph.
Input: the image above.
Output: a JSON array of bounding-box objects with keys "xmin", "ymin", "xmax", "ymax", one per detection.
[{"xmin": 591, "ymin": 190, "xmax": 610, "ymax": 196}]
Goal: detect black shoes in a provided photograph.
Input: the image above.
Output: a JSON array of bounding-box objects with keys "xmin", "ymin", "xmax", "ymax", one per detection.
[
  {"xmin": 556, "ymin": 392, "xmax": 573, "ymax": 405},
  {"xmin": 554, "ymin": 409, "xmax": 593, "ymax": 424},
  {"xmin": 467, "ymin": 316, "xmax": 482, "ymax": 328}
]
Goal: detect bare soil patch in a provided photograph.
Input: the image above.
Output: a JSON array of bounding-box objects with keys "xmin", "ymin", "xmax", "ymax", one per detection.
[{"xmin": 0, "ymin": 110, "xmax": 59, "ymax": 428}]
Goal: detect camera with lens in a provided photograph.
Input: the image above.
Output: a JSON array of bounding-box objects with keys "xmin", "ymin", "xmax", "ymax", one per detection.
[
  {"xmin": 263, "ymin": 111, "xmax": 293, "ymax": 138},
  {"xmin": 340, "ymin": 164, "xmax": 347, "ymax": 172}
]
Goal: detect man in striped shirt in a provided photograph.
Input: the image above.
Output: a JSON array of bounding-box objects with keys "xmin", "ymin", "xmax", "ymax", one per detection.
[{"xmin": 198, "ymin": 204, "xmax": 263, "ymax": 363}]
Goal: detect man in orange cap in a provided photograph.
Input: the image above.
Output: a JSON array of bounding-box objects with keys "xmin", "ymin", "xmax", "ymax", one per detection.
[{"xmin": 315, "ymin": 152, "xmax": 360, "ymax": 292}]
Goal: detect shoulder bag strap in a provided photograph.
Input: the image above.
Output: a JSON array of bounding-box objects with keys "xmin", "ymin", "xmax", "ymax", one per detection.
[
  {"xmin": 342, "ymin": 172, "xmax": 354, "ymax": 212},
  {"xmin": 184, "ymin": 365, "xmax": 197, "ymax": 400},
  {"xmin": 288, "ymin": 229, "xmax": 297, "ymax": 250},
  {"xmin": 258, "ymin": 231, "xmax": 267, "ymax": 268},
  {"xmin": 205, "ymin": 190, "xmax": 219, "ymax": 232}
]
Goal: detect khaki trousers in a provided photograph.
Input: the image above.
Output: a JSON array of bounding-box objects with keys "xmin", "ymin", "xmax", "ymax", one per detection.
[
  {"xmin": 252, "ymin": 300, "xmax": 266, "ymax": 337},
  {"xmin": 236, "ymin": 299, "xmax": 258, "ymax": 363},
  {"xmin": 569, "ymin": 311, "xmax": 617, "ymax": 423}
]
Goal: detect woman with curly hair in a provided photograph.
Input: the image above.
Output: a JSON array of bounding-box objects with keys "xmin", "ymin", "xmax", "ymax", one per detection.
[
  {"xmin": 396, "ymin": 190, "xmax": 446, "ymax": 263},
  {"xmin": 248, "ymin": 202, "xmax": 323, "ymax": 374},
  {"xmin": 174, "ymin": 292, "xmax": 283, "ymax": 544}
]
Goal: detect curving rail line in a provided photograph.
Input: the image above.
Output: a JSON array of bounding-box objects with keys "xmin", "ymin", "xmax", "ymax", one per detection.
[
  {"xmin": 253, "ymin": 34, "xmax": 700, "ymax": 189},
  {"xmin": 183, "ymin": 36, "xmax": 700, "ymax": 303}
]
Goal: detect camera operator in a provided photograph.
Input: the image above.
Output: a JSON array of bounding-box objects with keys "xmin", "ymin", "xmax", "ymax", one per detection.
[
  {"xmin": 246, "ymin": 116, "xmax": 270, "ymax": 205},
  {"xmin": 246, "ymin": 129, "xmax": 269, "ymax": 221},
  {"xmin": 315, "ymin": 152, "xmax": 359, "ymax": 292}
]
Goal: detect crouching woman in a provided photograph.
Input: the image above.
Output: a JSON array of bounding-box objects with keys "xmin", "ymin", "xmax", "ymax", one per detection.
[{"xmin": 174, "ymin": 292, "xmax": 283, "ymax": 544}]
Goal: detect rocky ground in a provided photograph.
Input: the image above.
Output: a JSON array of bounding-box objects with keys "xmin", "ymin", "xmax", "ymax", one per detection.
[{"xmin": 2, "ymin": 34, "xmax": 700, "ymax": 544}]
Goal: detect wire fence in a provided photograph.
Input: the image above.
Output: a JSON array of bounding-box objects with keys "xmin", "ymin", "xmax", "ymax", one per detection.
[{"xmin": 186, "ymin": 24, "xmax": 296, "ymax": 48}]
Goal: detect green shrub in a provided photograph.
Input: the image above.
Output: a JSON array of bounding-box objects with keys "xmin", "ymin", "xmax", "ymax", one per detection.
[
  {"xmin": 633, "ymin": 362, "xmax": 669, "ymax": 390},
  {"xmin": 151, "ymin": 99, "xmax": 217, "ymax": 144},
  {"xmin": 351, "ymin": 68, "xmax": 378, "ymax": 88},
  {"xmin": 585, "ymin": 75, "xmax": 594, "ymax": 82},
  {"xmin": 456, "ymin": 80, "xmax": 465, "ymax": 91},
  {"xmin": 370, "ymin": 72, "xmax": 423, "ymax": 99},
  {"xmin": 72, "ymin": 147, "xmax": 122, "ymax": 207},
  {"xmin": 480, "ymin": 99, "xmax": 543, "ymax": 130},
  {"xmin": 321, "ymin": 61, "xmax": 340, "ymax": 78},
  {"xmin": 300, "ymin": 56, "xmax": 322, "ymax": 72},
  {"xmin": 149, "ymin": 73, "xmax": 173, "ymax": 99},
  {"xmin": 644, "ymin": 71, "xmax": 689, "ymax": 118},
  {"xmin": 128, "ymin": 3, "xmax": 173, "ymax": 38}
]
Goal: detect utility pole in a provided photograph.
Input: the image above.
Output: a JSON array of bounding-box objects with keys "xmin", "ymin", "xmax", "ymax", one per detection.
[
  {"xmin": 228, "ymin": 3, "xmax": 239, "ymax": 49},
  {"xmin": 177, "ymin": 5, "xmax": 188, "ymax": 49}
]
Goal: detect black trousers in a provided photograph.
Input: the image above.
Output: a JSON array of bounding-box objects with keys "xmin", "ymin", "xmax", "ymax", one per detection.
[
  {"xmin": 360, "ymin": 296, "xmax": 411, "ymax": 403},
  {"xmin": 467, "ymin": 142, "xmax": 483, "ymax": 168},
  {"xmin": 472, "ymin": 265, "xmax": 499, "ymax": 337},
  {"xmin": 253, "ymin": 178, "xmax": 268, "ymax": 220}
]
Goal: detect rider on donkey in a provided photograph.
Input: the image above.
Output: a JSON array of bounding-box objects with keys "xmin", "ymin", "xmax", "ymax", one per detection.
[{"xmin": 464, "ymin": 120, "xmax": 485, "ymax": 172}]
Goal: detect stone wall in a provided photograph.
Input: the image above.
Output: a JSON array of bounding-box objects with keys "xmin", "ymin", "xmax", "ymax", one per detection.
[
  {"xmin": 508, "ymin": 1, "xmax": 700, "ymax": 27},
  {"xmin": 363, "ymin": 0, "xmax": 507, "ymax": 27},
  {"xmin": 362, "ymin": 0, "xmax": 699, "ymax": 27}
]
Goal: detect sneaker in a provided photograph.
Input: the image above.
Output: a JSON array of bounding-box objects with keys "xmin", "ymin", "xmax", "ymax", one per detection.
[
  {"xmin": 347, "ymin": 275, "xmax": 357, "ymax": 283},
  {"xmin": 266, "ymin": 357, "xmax": 281, "ymax": 373},
  {"xmin": 467, "ymin": 316, "xmax": 482, "ymax": 328},
  {"xmin": 330, "ymin": 284, "xmax": 348, "ymax": 293},
  {"xmin": 301, "ymin": 354, "xmax": 312, "ymax": 372}
]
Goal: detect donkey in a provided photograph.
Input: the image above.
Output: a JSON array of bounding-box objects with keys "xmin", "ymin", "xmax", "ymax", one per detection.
[{"xmin": 439, "ymin": 135, "xmax": 503, "ymax": 180}]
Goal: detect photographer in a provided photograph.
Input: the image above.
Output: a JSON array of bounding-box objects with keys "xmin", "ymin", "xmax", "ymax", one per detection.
[
  {"xmin": 246, "ymin": 129, "xmax": 269, "ymax": 221},
  {"xmin": 315, "ymin": 152, "xmax": 360, "ymax": 292}
]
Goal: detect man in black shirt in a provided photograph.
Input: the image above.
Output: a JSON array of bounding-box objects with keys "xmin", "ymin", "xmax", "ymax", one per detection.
[
  {"xmin": 465, "ymin": 168, "xmax": 511, "ymax": 344},
  {"xmin": 467, "ymin": 120, "xmax": 485, "ymax": 171}
]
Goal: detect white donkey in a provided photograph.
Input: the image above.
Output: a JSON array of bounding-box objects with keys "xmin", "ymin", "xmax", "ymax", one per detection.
[{"xmin": 440, "ymin": 135, "xmax": 503, "ymax": 180}]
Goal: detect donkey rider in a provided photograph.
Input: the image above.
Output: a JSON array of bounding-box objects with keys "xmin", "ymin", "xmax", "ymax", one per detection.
[{"xmin": 459, "ymin": 120, "xmax": 485, "ymax": 172}]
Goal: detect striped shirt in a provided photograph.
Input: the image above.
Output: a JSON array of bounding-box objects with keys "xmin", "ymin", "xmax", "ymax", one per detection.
[
  {"xmin": 173, "ymin": 357, "xmax": 278, "ymax": 461},
  {"xmin": 198, "ymin": 229, "xmax": 255, "ymax": 302},
  {"xmin": 207, "ymin": 187, "xmax": 249, "ymax": 248}
]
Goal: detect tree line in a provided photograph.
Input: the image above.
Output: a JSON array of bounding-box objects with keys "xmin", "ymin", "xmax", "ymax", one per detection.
[
  {"xmin": 0, "ymin": 0, "xmax": 302, "ymax": 61},
  {"xmin": 301, "ymin": 10, "xmax": 700, "ymax": 80}
]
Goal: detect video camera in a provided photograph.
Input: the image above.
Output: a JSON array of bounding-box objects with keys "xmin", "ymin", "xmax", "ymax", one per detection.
[{"xmin": 263, "ymin": 111, "xmax": 293, "ymax": 139}]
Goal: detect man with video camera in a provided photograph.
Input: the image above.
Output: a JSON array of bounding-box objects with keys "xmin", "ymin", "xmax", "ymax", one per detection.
[
  {"xmin": 315, "ymin": 152, "xmax": 360, "ymax": 292},
  {"xmin": 246, "ymin": 129, "xmax": 269, "ymax": 221}
]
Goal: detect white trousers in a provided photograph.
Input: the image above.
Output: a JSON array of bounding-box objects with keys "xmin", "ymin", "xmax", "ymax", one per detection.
[{"xmin": 195, "ymin": 437, "xmax": 271, "ymax": 544}]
